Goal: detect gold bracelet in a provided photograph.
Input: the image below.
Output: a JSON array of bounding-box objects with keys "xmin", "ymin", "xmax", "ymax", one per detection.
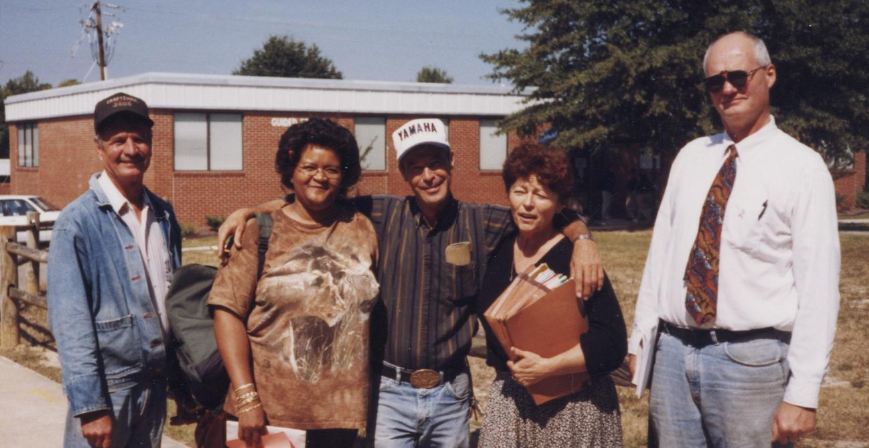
[
  {"xmin": 237, "ymin": 402, "xmax": 263, "ymax": 414},
  {"xmin": 236, "ymin": 395, "xmax": 261, "ymax": 408},
  {"xmin": 234, "ymin": 383, "xmax": 256, "ymax": 394},
  {"xmin": 235, "ymin": 391, "xmax": 259, "ymax": 402},
  {"xmin": 237, "ymin": 401, "xmax": 261, "ymax": 413}
]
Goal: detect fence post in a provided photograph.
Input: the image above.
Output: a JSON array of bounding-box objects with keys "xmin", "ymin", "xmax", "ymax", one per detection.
[
  {"xmin": 24, "ymin": 212, "xmax": 40, "ymax": 295},
  {"xmin": 0, "ymin": 226, "xmax": 19, "ymax": 350}
]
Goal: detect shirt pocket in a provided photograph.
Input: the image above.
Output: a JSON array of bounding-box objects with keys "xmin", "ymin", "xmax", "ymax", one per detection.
[
  {"xmin": 444, "ymin": 242, "xmax": 477, "ymax": 302},
  {"xmin": 94, "ymin": 314, "xmax": 143, "ymax": 379},
  {"xmin": 723, "ymin": 198, "xmax": 768, "ymax": 253}
]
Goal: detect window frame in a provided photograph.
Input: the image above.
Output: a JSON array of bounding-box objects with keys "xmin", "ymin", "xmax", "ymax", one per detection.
[
  {"xmin": 173, "ymin": 111, "xmax": 244, "ymax": 172},
  {"xmin": 17, "ymin": 122, "xmax": 38, "ymax": 168},
  {"xmin": 354, "ymin": 116, "xmax": 387, "ymax": 172},
  {"xmin": 479, "ymin": 118, "xmax": 507, "ymax": 171}
]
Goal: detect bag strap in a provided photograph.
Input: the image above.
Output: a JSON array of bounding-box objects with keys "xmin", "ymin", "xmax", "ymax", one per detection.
[{"xmin": 254, "ymin": 213, "xmax": 274, "ymax": 278}]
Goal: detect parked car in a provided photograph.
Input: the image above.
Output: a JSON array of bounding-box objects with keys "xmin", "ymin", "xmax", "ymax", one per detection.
[{"xmin": 0, "ymin": 195, "xmax": 62, "ymax": 244}]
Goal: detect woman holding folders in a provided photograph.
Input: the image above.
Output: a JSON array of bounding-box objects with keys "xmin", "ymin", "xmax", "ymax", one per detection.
[
  {"xmin": 208, "ymin": 118, "xmax": 379, "ymax": 448},
  {"xmin": 476, "ymin": 143, "xmax": 627, "ymax": 448}
]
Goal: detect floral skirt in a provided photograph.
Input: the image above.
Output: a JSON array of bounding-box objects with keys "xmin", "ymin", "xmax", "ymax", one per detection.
[{"xmin": 478, "ymin": 370, "xmax": 623, "ymax": 448}]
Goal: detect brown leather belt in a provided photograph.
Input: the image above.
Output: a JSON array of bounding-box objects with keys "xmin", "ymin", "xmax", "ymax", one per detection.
[
  {"xmin": 660, "ymin": 320, "xmax": 790, "ymax": 347},
  {"xmin": 380, "ymin": 362, "xmax": 463, "ymax": 389}
]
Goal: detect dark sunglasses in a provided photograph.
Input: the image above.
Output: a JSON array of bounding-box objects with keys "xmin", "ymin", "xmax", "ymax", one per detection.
[{"xmin": 704, "ymin": 66, "xmax": 766, "ymax": 93}]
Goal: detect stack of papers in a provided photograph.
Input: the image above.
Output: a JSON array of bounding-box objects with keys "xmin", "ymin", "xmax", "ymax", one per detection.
[
  {"xmin": 483, "ymin": 263, "xmax": 589, "ymax": 405},
  {"xmin": 226, "ymin": 421, "xmax": 304, "ymax": 448}
]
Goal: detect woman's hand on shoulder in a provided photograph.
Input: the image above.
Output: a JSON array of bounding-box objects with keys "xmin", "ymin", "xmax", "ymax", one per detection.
[
  {"xmin": 507, "ymin": 347, "xmax": 554, "ymax": 387},
  {"xmin": 238, "ymin": 406, "xmax": 267, "ymax": 448}
]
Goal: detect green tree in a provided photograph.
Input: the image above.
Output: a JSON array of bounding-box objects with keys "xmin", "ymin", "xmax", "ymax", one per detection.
[
  {"xmin": 416, "ymin": 66, "xmax": 454, "ymax": 84},
  {"xmin": 0, "ymin": 71, "xmax": 52, "ymax": 159},
  {"xmin": 482, "ymin": 0, "xmax": 869, "ymax": 166},
  {"xmin": 234, "ymin": 36, "xmax": 342, "ymax": 79},
  {"xmin": 57, "ymin": 79, "xmax": 81, "ymax": 88}
]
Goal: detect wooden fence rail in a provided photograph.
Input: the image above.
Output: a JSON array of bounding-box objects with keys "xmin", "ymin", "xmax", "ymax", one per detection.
[
  {"xmin": 0, "ymin": 212, "xmax": 49, "ymax": 350},
  {"xmin": 0, "ymin": 212, "xmax": 493, "ymax": 357}
]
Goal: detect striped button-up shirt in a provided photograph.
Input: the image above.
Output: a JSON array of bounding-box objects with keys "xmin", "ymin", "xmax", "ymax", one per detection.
[{"xmin": 352, "ymin": 195, "xmax": 513, "ymax": 371}]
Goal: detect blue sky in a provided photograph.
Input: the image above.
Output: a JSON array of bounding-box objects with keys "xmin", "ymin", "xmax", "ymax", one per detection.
[{"xmin": 0, "ymin": 0, "xmax": 528, "ymax": 88}]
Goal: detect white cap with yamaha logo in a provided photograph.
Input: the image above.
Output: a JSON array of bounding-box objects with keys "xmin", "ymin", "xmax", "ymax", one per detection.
[{"xmin": 392, "ymin": 118, "xmax": 450, "ymax": 164}]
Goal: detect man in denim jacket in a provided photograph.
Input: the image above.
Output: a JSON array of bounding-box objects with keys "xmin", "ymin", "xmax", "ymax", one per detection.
[{"xmin": 48, "ymin": 92, "xmax": 182, "ymax": 448}]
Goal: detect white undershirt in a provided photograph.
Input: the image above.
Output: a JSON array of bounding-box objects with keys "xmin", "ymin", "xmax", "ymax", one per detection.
[{"xmin": 98, "ymin": 172, "xmax": 173, "ymax": 336}]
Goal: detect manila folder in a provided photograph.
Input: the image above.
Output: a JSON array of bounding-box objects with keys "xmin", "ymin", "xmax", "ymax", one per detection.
[{"xmin": 503, "ymin": 280, "xmax": 589, "ymax": 405}]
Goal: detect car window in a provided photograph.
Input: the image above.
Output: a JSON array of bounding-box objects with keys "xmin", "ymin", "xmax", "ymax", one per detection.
[
  {"xmin": 30, "ymin": 197, "xmax": 60, "ymax": 211},
  {"xmin": 0, "ymin": 201, "xmax": 8, "ymax": 217},
  {"xmin": 7, "ymin": 200, "xmax": 36, "ymax": 216}
]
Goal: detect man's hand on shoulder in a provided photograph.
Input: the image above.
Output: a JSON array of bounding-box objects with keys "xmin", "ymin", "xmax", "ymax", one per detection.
[
  {"xmin": 80, "ymin": 410, "xmax": 113, "ymax": 448},
  {"xmin": 772, "ymin": 402, "xmax": 816, "ymax": 444},
  {"xmin": 217, "ymin": 199, "xmax": 284, "ymax": 262}
]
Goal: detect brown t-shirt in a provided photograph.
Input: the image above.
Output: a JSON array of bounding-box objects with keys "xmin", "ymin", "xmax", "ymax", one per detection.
[{"xmin": 208, "ymin": 204, "xmax": 379, "ymax": 430}]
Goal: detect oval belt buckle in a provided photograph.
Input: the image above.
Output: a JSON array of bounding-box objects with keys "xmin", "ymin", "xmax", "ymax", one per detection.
[{"xmin": 409, "ymin": 369, "xmax": 441, "ymax": 389}]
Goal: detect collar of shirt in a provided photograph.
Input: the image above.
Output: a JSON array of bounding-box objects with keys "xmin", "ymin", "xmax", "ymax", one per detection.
[
  {"xmin": 409, "ymin": 194, "xmax": 459, "ymax": 231},
  {"xmin": 724, "ymin": 115, "xmax": 778, "ymax": 162},
  {"xmin": 97, "ymin": 171, "xmax": 151, "ymax": 217}
]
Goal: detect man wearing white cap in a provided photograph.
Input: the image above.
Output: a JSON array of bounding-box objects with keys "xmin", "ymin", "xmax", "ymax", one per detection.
[{"xmin": 218, "ymin": 118, "xmax": 601, "ymax": 447}]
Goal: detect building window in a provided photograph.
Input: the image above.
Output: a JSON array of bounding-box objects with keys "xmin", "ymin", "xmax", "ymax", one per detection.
[
  {"xmin": 479, "ymin": 119, "xmax": 506, "ymax": 171},
  {"xmin": 355, "ymin": 117, "xmax": 386, "ymax": 171},
  {"xmin": 174, "ymin": 113, "xmax": 243, "ymax": 171},
  {"xmin": 17, "ymin": 123, "xmax": 38, "ymax": 167}
]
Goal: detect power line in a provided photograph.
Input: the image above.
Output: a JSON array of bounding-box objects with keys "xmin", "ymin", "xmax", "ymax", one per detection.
[{"xmin": 74, "ymin": 0, "xmax": 124, "ymax": 81}]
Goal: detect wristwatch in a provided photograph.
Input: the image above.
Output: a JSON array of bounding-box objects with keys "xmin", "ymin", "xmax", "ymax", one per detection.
[{"xmin": 573, "ymin": 233, "xmax": 594, "ymax": 243}]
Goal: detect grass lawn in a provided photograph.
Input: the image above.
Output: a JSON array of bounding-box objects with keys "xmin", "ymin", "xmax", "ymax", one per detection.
[
  {"xmin": 4, "ymin": 231, "xmax": 868, "ymax": 447},
  {"xmin": 587, "ymin": 231, "xmax": 869, "ymax": 447},
  {"xmin": 839, "ymin": 211, "xmax": 869, "ymax": 220}
]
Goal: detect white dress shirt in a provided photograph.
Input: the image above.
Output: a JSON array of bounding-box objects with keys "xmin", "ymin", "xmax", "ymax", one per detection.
[
  {"xmin": 628, "ymin": 117, "xmax": 841, "ymax": 408},
  {"xmin": 98, "ymin": 172, "xmax": 174, "ymax": 336}
]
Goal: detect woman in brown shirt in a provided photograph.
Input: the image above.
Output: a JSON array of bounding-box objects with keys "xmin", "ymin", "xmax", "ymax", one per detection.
[{"xmin": 209, "ymin": 118, "xmax": 379, "ymax": 448}]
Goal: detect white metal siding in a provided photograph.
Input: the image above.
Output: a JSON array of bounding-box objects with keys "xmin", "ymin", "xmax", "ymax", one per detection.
[{"xmin": 5, "ymin": 73, "xmax": 530, "ymax": 122}]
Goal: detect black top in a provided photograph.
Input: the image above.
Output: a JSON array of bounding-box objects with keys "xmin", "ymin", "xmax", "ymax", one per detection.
[{"xmin": 476, "ymin": 233, "xmax": 627, "ymax": 375}]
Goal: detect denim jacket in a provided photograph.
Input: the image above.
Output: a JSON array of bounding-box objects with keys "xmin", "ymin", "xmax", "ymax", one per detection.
[{"xmin": 47, "ymin": 174, "xmax": 182, "ymax": 417}]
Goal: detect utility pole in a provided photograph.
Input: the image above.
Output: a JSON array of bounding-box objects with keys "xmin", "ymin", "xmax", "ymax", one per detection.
[{"xmin": 93, "ymin": 0, "xmax": 107, "ymax": 80}]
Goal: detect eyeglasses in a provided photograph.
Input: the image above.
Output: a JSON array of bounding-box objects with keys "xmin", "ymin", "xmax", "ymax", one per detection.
[
  {"xmin": 297, "ymin": 164, "xmax": 342, "ymax": 179},
  {"xmin": 704, "ymin": 66, "xmax": 766, "ymax": 93}
]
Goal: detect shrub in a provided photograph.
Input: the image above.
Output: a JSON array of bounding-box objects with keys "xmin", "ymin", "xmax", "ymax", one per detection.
[
  {"xmin": 179, "ymin": 223, "xmax": 197, "ymax": 238},
  {"xmin": 205, "ymin": 215, "xmax": 226, "ymax": 232},
  {"xmin": 836, "ymin": 192, "xmax": 848, "ymax": 212},
  {"xmin": 857, "ymin": 191, "xmax": 869, "ymax": 210}
]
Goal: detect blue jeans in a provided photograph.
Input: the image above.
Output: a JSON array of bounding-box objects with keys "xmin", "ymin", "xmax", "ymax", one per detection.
[
  {"xmin": 64, "ymin": 379, "xmax": 166, "ymax": 448},
  {"xmin": 650, "ymin": 330, "xmax": 792, "ymax": 448},
  {"xmin": 374, "ymin": 370, "xmax": 471, "ymax": 448}
]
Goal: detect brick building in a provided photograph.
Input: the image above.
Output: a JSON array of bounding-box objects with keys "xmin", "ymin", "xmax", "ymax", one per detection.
[
  {"xmin": 4, "ymin": 73, "xmax": 533, "ymax": 225},
  {"xmin": 831, "ymin": 150, "xmax": 867, "ymax": 211},
  {"xmin": 5, "ymin": 72, "xmax": 865, "ymax": 227}
]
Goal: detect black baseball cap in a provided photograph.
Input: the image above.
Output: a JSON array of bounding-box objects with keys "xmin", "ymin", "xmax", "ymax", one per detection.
[{"xmin": 93, "ymin": 92, "xmax": 154, "ymax": 133}]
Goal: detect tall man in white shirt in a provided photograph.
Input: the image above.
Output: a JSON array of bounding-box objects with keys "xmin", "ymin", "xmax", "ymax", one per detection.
[{"xmin": 628, "ymin": 32, "xmax": 840, "ymax": 447}]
